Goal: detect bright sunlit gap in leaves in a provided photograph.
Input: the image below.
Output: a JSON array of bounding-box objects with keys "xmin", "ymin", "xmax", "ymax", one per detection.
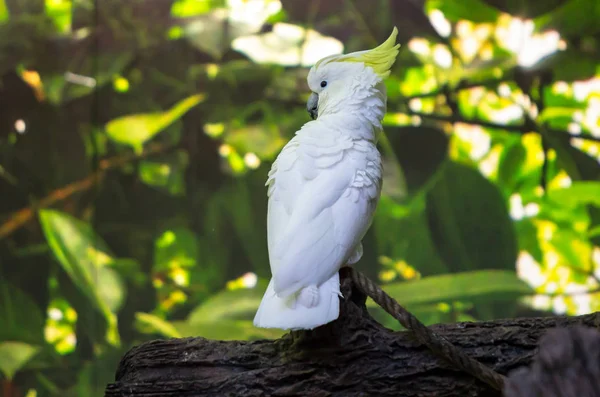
[
  {"xmin": 150, "ymin": 228, "xmax": 201, "ymax": 315},
  {"xmin": 113, "ymin": 76, "xmax": 130, "ymax": 93},
  {"xmin": 243, "ymin": 152, "xmax": 261, "ymax": 169},
  {"xmin": 428, "ymin": 9, "xmax": 451, "ymax": 38},
  {"xmin": 453, "ymin": 124, "xmax": 491, "ymax": 161},
  {"xmin": 226, "ymin": 272, "xmax": 258, "ymax": 290},
  {"xmin": 509, "ymin": 194, "xmax": 540, "ymax": 220},
  {"xmin": 217, "ymin": 143, "xmax": 247, "ymax": 174},
  {"xmin": 44, "ymin": 298, "xmax": 78, "ymax": 355},
  {"xmin": 455, "ymin": 20, "xmax": 494, "ymax": 63},
  {"xmin": 514, "ymin": 185, "xmax": 600, "ymax": 315},
  {"xmin": 170, "ymin": 0, "xmax": 283, "ymax": 58},
  {"xmin": 171, "ymin": 267, "xmax": 190, "ymax": 287},
  {"xmin": 518, "ymin": 249, "xmax": 600, "ymax": 316},
  {"xmin": 582, "ymin": 97, "xmax": 600, "ymax": 138},
  {"xmin": 494, "ymin": 15, "xmax": 565, "ymax": 67},
  {"xmin": 227, "ymin": 0, "xmax": 343, "ymax": 67},
  {"xmin": 478, "ymin": 145, "xmax": 502, "ymax": 177},
  {"xmin": 227, "ymin": 0, "xmax": 281, "ymax": 28},
  {"xmin": 204, "ymin": 123, "xmax": 225, "ymax": 138},
  {"xmin": 378, "ymin": 256, "xmax": 421, "ymax": 283},
  {"xmin": 14, "ymin": 119, "xmax": 26, "ymax": 134},
  {"xmin": 547, "ymin": 77, "xmax": 600, "ymax": 160},
  {"xmin": 233, "ymin": 22, "xmax": 344, "ymax": 67},
  {"xmin": 410, "ymin": 12, "xmax": 565, "ymax": 70}
]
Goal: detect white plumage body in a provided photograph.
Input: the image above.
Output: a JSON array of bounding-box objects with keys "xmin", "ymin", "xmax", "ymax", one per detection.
[
  {"xmin": 253, "ymin": 82, "xmax": 385, "ymax": 330},
  {"xmin": 253, "ymin": 30, "xmax": 398, "ymax": 330}
]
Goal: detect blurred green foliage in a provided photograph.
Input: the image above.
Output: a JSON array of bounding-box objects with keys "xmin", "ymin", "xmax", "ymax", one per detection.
[{"xmin": 0, "ymin": 0, "xmax": 599, "ymax": 395}]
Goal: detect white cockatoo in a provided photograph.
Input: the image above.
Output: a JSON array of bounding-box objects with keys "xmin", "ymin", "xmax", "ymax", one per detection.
[{"xmin": 253, "ymin": 27, "xmax": 400, "ymax": 330}]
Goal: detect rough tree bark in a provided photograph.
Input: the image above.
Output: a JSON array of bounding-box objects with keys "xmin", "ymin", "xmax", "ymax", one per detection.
[
  {"xmin": 504, "ymin": 325, "xmax": 600, "ymax": 397},
  {"xmin": 105, "ymin": 269, "xmax": 600, "ymax": 396}
]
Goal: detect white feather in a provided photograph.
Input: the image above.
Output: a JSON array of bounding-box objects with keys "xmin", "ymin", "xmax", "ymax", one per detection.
[{"xmin": 254, "ymin": 61, "xmax": 386, "ymax": 331}]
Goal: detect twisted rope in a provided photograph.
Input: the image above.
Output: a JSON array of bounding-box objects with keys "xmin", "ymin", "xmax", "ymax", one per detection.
[{"xmin": 349, "ymin": 268, "xmax": 507, "ymax": 391}]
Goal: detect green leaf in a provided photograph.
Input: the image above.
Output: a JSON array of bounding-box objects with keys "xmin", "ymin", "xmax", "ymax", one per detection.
[
  {"xmin": 387, "ymin": 126, "xmax": 449, "ymax": 195},
  {"xmin": 515, "ymin": 218, "xmax": 544, "ymax": 263},
  {"xmin": 0, "ymin": 282, "xmax": 44, "ymax": 344},
  {"xmin": 546, "ymin": 134, "xmax": 600, "ymax": 182},
  {"xmin": 171, "ymin": 0, "xmax": 225, "ymax": 17},
  {"xmin": 0, "ymin": 342, "xmax": 40, "ymax": 380},
  {"xmin": 188, "ymin": 279, "xmax": 268, "ymax": 323},
  {"xmin": 370, "ymin": 270, "xmax": 532, "ymax": 309},
  {"xmin": 538, "ymin": 107, "xmax": 581, "ymax": 132},
  {"xmin": 38, "ymin": 209, "xmax": 124, "ymax": 346},
  {"xmin": 99, "ymin": 268, "xmax": 126, "ymax": 311},
  {"xmin": 548, "ymin": 182, "xmax": 600, "ymax": 209},
  {"xmin": 538, "ymin": 107, "xmax": 580, "ymax": 122},
  {"xmin": 183, "ymin": 278, "xmax": 283, "ymax": 341},
  {"xmin": 589, "ymin": 225, "xmax": 600, "ymax": 238},
  {"xmin": 426, "ymin": 0, "xmax": 500, "ymax": 22},
  {"xmin": 531, "ymin": 50, "xmax": 599, "ymax": 82},
  {"xmin": 426, "ymin": 161, "xmax": 518, "ymax": 271},
  {"xmin": 217, "ymin": 179, "xmax": 270, "ymax": 273},
  {"xmin": 0, "ymin": 0, "xmax": 8, "ymax": 23},
  {"xmin": 497, "ymin": 139, "xmax": 527, "ymax": 193},
  {"xmin": 543, "ymin": 85, "xmax": 587, "ymax": 109},
  {"xmin": 43, "ymin": 53, "xmax": 133, "ymax": 105},
  {"xmin": 135, "ymin": 312, "xmax": 181, "ymax": 338},
  {"xmin": 225, "ymin": 124, "xmax": 286, "ymax": 161},
  {"xmin": 537, "ymin": 0, "xmax": 600, "ymax": 37},
  {"xmin": 481, "ymin": 0, "xmax": 567, "ymax": 18},
  {"xmin": 173, "ymin": 319, "xmax": 284, "ymax": 340},
  {"xmin": 180, "ymin": 11, "xmax": 245, "ymax": 59},
  {"xmin": 105, "ymin": 94, "xmax": 205, "ymax": 151},
  {"xmin": 187, "ymin": 195, "xmax": 239, "ymax": 291},
  {"xmin": 549, "ymin": 229, "xmax": 593, "ymax": 273},
  {"xmin": 399, "ymin": 67, "xmax": 435, "ymax": 97},
  {"xmin": 45, "ymin": 0, "xmax": 72, "ymax": 33},
  {"xmin": 139, "ymin": 150, "xmax": 189, "ymax": 196},
  {"xmin": 373, "ymin": 196, "xmax": 448, "ymax": 276},
  {"xmin": 64, "ymin": 348, "xmax": 124, "ymax": 397},
  {"xmin": 154, "ymin": 227, "xmax": 198, "ymax": 272},
  {"xmin": 370, "ymin": 304, "xmax": 446, "ymax": 329}
]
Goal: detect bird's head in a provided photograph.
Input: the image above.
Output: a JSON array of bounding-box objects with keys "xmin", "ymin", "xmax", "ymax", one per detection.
[{"xmin": 306, "ymin": 27, "xmax": 400, "ymax": 120}]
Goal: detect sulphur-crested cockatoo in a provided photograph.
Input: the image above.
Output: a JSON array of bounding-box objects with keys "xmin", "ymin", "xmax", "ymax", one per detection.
[{"xmin": 253, "ymin": 27, "xmax": 400, "ymax": 330}]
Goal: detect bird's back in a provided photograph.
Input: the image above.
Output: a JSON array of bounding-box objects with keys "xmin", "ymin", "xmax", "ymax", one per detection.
[{"xmin": 265, "ymin": 120, "xmax": 382, "ymax": 292}]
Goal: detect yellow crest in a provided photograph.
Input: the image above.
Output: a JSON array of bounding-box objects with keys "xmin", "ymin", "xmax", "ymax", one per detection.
[{"xmin": 317, "ymin": 27, "xmax": 400, "ymax": 78}]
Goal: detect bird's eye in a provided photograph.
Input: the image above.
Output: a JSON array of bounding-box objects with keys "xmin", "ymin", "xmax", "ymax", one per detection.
[{"xmin": 320, "ymin": 81, "xmax": 327, "ymax": 88}]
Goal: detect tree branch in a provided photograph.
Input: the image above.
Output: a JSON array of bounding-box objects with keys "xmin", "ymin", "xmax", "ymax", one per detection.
[
  {"xmin": 105, "ymin": 271, "xmax": 600, "ymax": 397},
  {"xmin": 0, "ymin": 143, "xmax": 174, "ymax": 240},
  {"xmin": 407, "ymin": 110, "xmax": 600, "ymax": 142},
  {"xmin": 401, "ymin": 77, "xmax": 507, "ymax": 101}
]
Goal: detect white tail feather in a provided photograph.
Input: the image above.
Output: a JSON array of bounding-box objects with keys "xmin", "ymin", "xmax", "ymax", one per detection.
[{"xmin": 253, "ymin": 273, "xmax": 341, "ymax": 330}]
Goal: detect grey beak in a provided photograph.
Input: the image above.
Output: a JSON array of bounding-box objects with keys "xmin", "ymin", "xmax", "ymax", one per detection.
[{"xmin": 307, "ymin": 92, "xmax": 318, "ymax": 120}]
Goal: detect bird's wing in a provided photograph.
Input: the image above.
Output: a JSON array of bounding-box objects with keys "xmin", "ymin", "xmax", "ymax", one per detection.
[
  {"xmin": 265, "ymin": 123, "xmax": 353, "ymax": 273},
  {"xmin": 267, "ymin": 126, "xmax": 381, "ymax": 298},
  {"xmin": 265, "ymin": 136, "xmax": 299, "ymax": 275}
]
